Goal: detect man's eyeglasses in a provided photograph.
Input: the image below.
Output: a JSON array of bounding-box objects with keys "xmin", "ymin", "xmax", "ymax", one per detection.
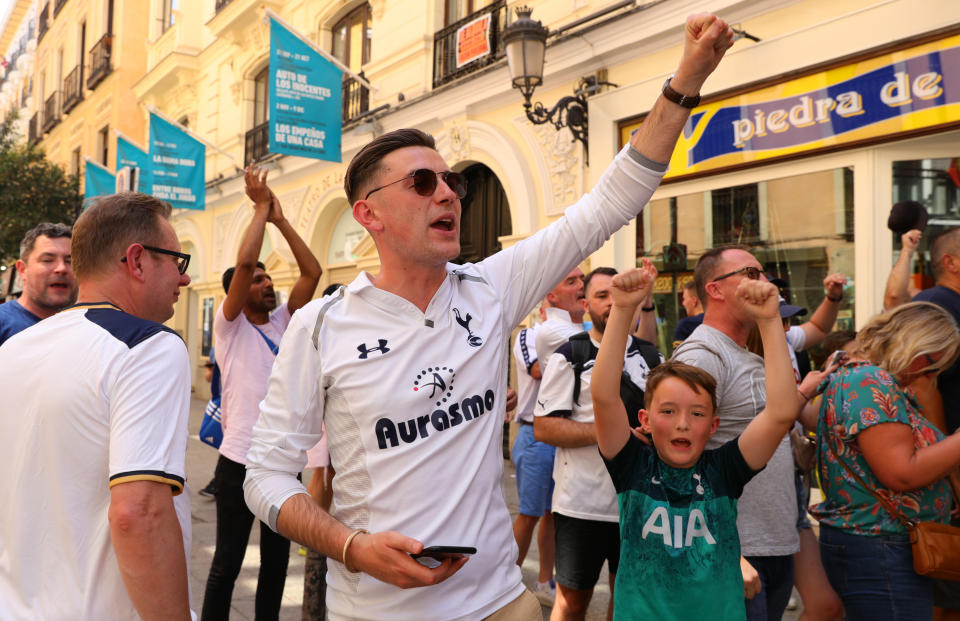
[
  {"xmin": 122, "ymin": 244, "xmax": 191, "ymax": 274},
  {"xmin": 711, "ymin": 266, "xmax": 763, "ymax": 282},
  {"xmin": 364, "ymin": 169, "xmax": 467, "ymax": 200}
]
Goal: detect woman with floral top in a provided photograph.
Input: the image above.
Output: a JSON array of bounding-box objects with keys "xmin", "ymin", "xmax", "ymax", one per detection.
[{"xmin": 811, "ymin": 301, "xmax": 960, "ymax": 620}]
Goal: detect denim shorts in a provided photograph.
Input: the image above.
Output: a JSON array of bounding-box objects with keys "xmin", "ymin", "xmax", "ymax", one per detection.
[
  {"xmin": 819, "ymin": 524, "xmax": 933, "ymax": 620},
  {"xmin": 512, "ymin": 423, "xmax": 555, "ymax": 517}
]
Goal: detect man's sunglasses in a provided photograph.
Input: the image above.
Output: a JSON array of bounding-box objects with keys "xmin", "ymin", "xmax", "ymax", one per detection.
[
  {"xmin": 364, "ymin": 169, "xmax": 467, "ymax": 200},
  {"xmin": 711, "ymin": 266, "xmax": 763, "ymax": 282},
  {"xmin": 121, "ymin": 244, "xmax": 191, "ymax": 274}
]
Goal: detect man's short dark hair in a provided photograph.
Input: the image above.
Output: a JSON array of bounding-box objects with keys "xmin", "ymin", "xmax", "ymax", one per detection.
[
  {"xmin": 682, "ymin": 279, "xmax": 697, "ymax": 293},
  {"xmin": 344, "ymin": 128, "xmax": 436, "ymax": 204},
  {"xmin": 321, "ymin": 283, "xmax": 343, "ymax": 297},
  {"xmin": 72, "ymin": 193, "xmax": 172, "ymax": 280},
  {"xmin": 222, "ymin": 262, "xmax": 266, "ymax": 294},
  {"xmin": 693, "ymin": 245, "xmax": 751, "ymax": 309},
  {"xmin": 583, "ymin": 267, "xmax": 617, "ymax": 296},
  {"xmin": 930, "ymin": 227, "xmax": 960, "ymax": 280},
  {"xmin": 19, "ymin": 222, "xmax": 73, "ymax": 262}
]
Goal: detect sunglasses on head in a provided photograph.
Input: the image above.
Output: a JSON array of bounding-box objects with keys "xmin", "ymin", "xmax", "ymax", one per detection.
[
  {"xmin": 364, "ymin": 169, "xmax": 467, "ymax": 200},
  {"xmin": 711, "ymin": 266, "xmax": 764, "ymax": 282}
]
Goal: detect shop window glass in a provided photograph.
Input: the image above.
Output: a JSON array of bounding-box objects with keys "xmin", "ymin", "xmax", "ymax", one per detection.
[
  {"xmin": 891, "ymin": 156, "xmax": 960, "ymax": 288},
  {"xmin": 641, "ymin": 167, "xmax": 855, "ymax": 356},
  {"xmin": 327, "ymin": 207, "xmax": 366, "ymax": 264},
  {"xmin": 712, "ymin": 183, "xmax": 760, "ymax": 246}
]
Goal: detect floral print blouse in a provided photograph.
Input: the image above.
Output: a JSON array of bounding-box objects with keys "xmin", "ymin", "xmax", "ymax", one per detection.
[{"xmin": 809, "ymin": 361, "xmax": 952, "ymax": 535}]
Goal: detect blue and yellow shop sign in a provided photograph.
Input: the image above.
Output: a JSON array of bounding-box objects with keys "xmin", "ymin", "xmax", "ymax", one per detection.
[{"xmin": 620, "ymin": 34, "xmax": 960, "ymax": 179}]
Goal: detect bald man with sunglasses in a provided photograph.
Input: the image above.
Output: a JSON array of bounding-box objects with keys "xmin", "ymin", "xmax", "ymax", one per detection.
[{"xmin": 244, "ymin": 14, "xmax": 735, "ymax": 621}]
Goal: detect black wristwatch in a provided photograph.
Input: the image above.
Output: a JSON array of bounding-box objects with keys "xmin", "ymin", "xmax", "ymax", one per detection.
[{"xmin": 662, "ymin": 75, "xmax": 701, "ymax": 109}]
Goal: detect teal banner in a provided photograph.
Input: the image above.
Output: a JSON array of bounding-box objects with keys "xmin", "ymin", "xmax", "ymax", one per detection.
[
  {"xmin": 149, "ymin": 112, "xmax": 205, "ymax": 210},
  {"xmin": 268, "ymin": 18, "xmax": 342, "ymax": 162},
  {"xmin": 84, "ymin": 160, "xmax": 115, "ymax": 204},
  {"xmin": 117, "ymin": 135, "xmax": 152, "ymax": 194}
]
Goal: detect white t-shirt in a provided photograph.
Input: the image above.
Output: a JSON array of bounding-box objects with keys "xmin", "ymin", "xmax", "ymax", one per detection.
[
  {"xmin": 0, "ymin": 303, "xmax": 192, "ymax": 620},
  {"xmin": 785, "ymin": 325, "xmax": 807, "ymax": 383},
  {"xmin": 243, "ymin": 144, "xmax": 666, "ymax": 621},
  {"xmin": 535, "ymin": 307, "xmax": 583, "ymax": 375},
  {"xmin": 215, "ymin": 303, "xmax": 291, "ymax": 464},
  {"xmin": 512, "ymin": 325, "xmax": 540, "ymax": 423},
  {"xmin": 535, "ymin": 335, "xmax": 658, "ymax": 522}
]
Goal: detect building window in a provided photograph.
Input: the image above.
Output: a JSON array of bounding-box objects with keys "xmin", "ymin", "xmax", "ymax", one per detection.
[
  {"xmin": 711, "ymin": 183, "xmax": 760, "ymax": 246},
  {"xmin": 160, "ymin": 0, "xmax": 177, "ymax": 34},
  {"xmin": 244, "ymin": 66, "xmax": 270, "ymax": 166},
  {"xmin": 331, "ymin": 4, "xmax": 371, "ymax": 123},
  {"xmin": 98, "ymin": 125, "xmax": 109, "ymax": 166},
  {"xmin": 445, "ymin": 0, "xmax": 475, "ymax": 26}
]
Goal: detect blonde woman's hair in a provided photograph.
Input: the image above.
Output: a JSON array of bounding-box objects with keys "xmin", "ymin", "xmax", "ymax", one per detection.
[{"xmin": 855, "ymin": 301, "xmax": 960, "ymax": 379}]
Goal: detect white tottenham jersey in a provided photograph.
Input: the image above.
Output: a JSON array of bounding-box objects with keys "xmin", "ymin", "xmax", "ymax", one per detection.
[
  {"xmin": 512, "ymin": 325, "xmax": 540, "ymax": 423},
  {"xmin": 244, "ymin": 145, "xmax": 666, "ymax": 621},
  {"xmin": 0, "ymin": 303, "xmax": 191, "ymax": 620},
  {"xmin": 535, "ymin": 307, "xmax": 584, "ymax": 375}
]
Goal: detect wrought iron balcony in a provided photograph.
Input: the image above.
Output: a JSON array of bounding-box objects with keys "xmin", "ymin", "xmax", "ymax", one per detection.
[
  {"xmin": 433, "ymin": 0, "xmax": 507, "ymax": 89},
  {"xmin": 54, "ymin": 0, "xmax": 67, "ymax": 16},
  {"xmin": 87, "ymin": 34, "xmax": 113, "ymax": 90},
  {"xmin": 42, "ymin": 92, "xmax": 60, "ymax": 133},
  {"xmin": 215, "ymin": 0, "xmax": 234, "ymax": 13},
  {"xmin": 27, "ymin": 113, "xmax": 38, "ymax": 144},
  {"xmin": 342, "ymin": 75, "xmax": 369, "ymax": 124},
  {"xmin": 244, "ymin": 121, "xmax": 269, "ymax": 167},
  {"xmin": 37, "ymin": 4, "xmax": 50, "ymax": 42},
  {"xmin": 62, "ymin": 65, "xmax": 83, "ymax": 113}
]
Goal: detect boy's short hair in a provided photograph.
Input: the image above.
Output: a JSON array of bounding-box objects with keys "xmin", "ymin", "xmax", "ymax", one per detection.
[{"xmin": 644, "ymin": 360, "xmax": 718, "ymax": 413}]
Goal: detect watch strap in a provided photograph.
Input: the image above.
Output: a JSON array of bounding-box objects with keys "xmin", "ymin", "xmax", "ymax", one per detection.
[{"xmin": 662, "ymin": 75, "xmax": 701, "ymax": 109}]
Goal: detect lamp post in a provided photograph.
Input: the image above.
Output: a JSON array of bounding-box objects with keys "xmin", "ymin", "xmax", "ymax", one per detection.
[{"xmin": 503, "ymin": 6, "xmax": 613, "ymax": 157}]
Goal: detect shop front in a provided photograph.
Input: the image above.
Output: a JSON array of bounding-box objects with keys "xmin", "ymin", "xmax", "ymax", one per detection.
[{"xmin": 594, "ymin": 9, "xmax": 960, "ymax": 354}]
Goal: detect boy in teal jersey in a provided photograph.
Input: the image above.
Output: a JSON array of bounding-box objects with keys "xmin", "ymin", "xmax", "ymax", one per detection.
[{"xmin": 592, "ymin": 261, "xmax": 801, "ymax": 620}]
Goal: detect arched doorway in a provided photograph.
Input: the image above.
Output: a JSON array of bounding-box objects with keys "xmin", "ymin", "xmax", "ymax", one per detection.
[{"xmin": 455, "ymin": 163, "xmax": 512, "ymax": 264}]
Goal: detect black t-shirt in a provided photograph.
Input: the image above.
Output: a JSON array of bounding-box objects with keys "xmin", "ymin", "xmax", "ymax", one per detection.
[{"xmin": 913, "ymin": 286, "xmax": 960, "ymax": 433}]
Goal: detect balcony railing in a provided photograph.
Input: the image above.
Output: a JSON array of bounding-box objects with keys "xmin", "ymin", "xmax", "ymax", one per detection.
[
  {"xmin": 42, "ymin": 92, "xmax": 60, "ymax": 133},
  {"xmin": 342, "ymin": 75, "xmax": 369, "ymax": 124},
  {"xmin": 433, "ymin": 0, "xmax": 507, "ymax": 89},
  {"xmin": 37, "ymin": 4, "xmax": 50, "ymax": 42},
  {"xmin": 27, "ymin": 113, "xmax": 38, "ymax": 144},
  {"xmin": 87, "ymin": 34, "xmax": 113, "ymax": 90},
  {"xmin": 62, "ymin": 65, "xmax": 83, "ymax": 113},
  {"xmin": 244, "ymin": 121, "xmax": 269, "ymax": 166},
  {"xmin": 215, "ymin": 0, "xmax": 234, "ymax": 13},
  {"xmin": 54, "ymin": 0, "xmax": 67, "ymax": 16}
]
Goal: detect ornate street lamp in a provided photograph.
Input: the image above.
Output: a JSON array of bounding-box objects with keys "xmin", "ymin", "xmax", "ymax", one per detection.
[{"xmin": 503, "ymin": 6, "xmax": 613, "ymax": 155}]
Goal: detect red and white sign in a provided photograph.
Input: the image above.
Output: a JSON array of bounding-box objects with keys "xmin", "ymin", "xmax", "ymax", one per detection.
[{"xmin": 456, "ymin": 14, "xmax": 492, "ymax": 68}]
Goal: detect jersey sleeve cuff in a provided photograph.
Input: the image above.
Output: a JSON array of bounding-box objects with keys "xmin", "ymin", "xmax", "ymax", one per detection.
[{"xmin": 109, "ymin": 470, "xmax": 185, "ymax": 495}]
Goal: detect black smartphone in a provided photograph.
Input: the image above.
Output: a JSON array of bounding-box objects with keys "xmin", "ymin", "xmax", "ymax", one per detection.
[{"xmin": 411, "ymin": 546, "xmax": 477, "ymax": 567}]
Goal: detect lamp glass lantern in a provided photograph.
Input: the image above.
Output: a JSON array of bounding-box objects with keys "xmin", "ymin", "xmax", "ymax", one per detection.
[{"xmin": 503, "ymin": 7, "xmax": 548, "ymax": 105}]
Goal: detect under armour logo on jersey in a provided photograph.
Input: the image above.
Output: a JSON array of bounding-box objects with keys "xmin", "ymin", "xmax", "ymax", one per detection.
[
  {"xmin": 358, "ymin": 339, "xmax": 390, "ymax": 359},
  {"xmin": 452, "ymin": 307, "xmax": 483, "ymax": 347}
]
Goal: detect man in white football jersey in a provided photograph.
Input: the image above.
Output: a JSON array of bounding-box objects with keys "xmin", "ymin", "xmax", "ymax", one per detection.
[{"xmin": 244, "ymin": 14, "xmax": 735, "ymax": 620}]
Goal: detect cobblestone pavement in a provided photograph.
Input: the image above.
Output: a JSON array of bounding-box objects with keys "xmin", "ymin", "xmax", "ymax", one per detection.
[{"xmin": 185, "ymin": 397, "xmax": 801, "ymax": 619}]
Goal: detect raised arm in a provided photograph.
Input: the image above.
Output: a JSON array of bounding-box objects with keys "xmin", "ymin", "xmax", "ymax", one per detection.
[
  {"xmin": 798, "ymin": 273, "xmax": 846, "ymax": 347},
  {"xmin": 222, "ymin": 166, "xmax": 273, "ymax": 321},
  {"xmin": 593, "ymin": 262, "xmax": 657, "ymax": 459},
  {"xmin": 628, "ymin": 14, "xmax": 734, "ymax": 163},
  {"xmin": 631, "ymin": 289, "xmax": 658, "ymax": 343},
  {"xmin": 109, "ymin": 481, "xmax": 191, "ymax": 620},
  {"xmin": 883, "ymin": 229, "xmax": 922, "ymax": 310},
  {"xmin": 267, "ymin": 194, "xmax": 322, "ymax": 313},
  {"xmin": 736, "ymin": 280, "xmax": 801, "ymax": 470}
]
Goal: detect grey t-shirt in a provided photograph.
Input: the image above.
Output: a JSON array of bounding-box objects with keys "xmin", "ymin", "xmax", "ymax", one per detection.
[{"xmin": 672, "ymin": 323, "xmax": 800, "ymax": 557}]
